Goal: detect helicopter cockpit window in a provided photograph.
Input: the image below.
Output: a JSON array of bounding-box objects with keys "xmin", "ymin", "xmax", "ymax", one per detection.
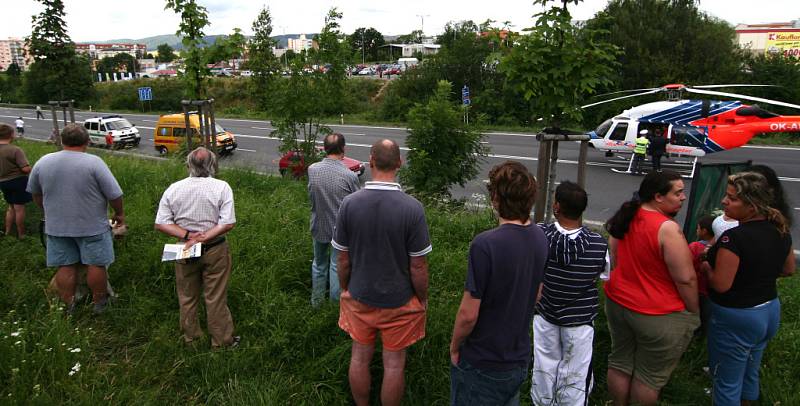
[
  {"xmin": 594, "ymin": 119, "xmax": 613, "ymax": 137},
  {"xmin": 609, "ymin": 122, "xmax": 628, "ymax": 141}
]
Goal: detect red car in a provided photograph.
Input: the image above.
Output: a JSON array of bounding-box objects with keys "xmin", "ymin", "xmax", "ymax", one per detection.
[{"xmin": 278, "ymin": 149, "xmax": 365, "ymax": 178}]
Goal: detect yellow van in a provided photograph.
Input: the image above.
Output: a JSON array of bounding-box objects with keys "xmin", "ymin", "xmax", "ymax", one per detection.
[{"xmin": 154, "ymin": 113, "xmax": 238, "ymax": 154}]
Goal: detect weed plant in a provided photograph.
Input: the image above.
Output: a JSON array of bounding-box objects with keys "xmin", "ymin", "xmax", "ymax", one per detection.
[{"xmin": 1, "ymin": 140, "xmax": 798, "ymax": 404}]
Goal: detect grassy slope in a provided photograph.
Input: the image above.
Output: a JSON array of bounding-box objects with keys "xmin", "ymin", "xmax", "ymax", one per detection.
[{"xmin": 1, "ymin": 140, "xmax": 798, "ymax": 404}]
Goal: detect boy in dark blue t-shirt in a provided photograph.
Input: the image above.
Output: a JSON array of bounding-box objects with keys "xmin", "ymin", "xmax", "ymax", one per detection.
[{"xmin": 449, "ymin": 161, "xmax": 548, "ymax": 405}]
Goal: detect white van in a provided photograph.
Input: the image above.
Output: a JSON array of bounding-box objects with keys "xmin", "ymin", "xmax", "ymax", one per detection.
[
  {"xmin": 83, "ymin": 115, "xmax": 141, "ymax": 149},
  {"xmin": 398, "ymin": 57, "xmax": 419, "ymax": 71}
]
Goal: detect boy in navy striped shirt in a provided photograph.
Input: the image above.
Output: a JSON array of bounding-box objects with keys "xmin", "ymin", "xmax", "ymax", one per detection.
[{"xmin": 531, "ymin": 181, "xmax": 609, "ymax": 406}]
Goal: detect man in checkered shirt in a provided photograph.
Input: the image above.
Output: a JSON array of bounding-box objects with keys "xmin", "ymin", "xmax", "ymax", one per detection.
[
  {"xmin": 155, "ymin": 147, "xmax": 239, "ymax": 348},
  {"xmin": 308, "ymin": 133, "xmax": 360, "ymax": 306}
]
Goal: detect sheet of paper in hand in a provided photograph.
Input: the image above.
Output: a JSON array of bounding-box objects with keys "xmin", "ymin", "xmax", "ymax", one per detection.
[{"xmin": 162, "ymin": 243, "xmax": 202, "ymax": 262}]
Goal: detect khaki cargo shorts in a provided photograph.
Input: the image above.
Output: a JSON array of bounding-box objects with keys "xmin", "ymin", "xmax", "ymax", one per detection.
[{"xmin": 605, "ymin": 298, "xmax": 700, "ymax": 390}]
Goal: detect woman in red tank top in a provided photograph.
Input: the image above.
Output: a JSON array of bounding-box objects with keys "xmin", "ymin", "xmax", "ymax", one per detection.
[{"xmin": 602, "ymin": 170, "xmax": 700, "ymax": 405}]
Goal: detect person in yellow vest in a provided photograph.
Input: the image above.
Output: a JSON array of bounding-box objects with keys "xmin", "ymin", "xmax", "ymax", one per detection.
[{"xmin": 632, "ymin": 130, "xmax": 650, "ymax": 175}]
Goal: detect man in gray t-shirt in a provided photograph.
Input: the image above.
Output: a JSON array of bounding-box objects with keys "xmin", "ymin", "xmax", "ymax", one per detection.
[
  {"xmin": 307, "ymin": 133, "xmax": 360, "ymax": 306},
  {"xmin": 27, "ymin": 124, "xmax": 125, "ymax": 314},
  {"xmin": 332, "ymin": 139, "xmax": 431, "ymax": 406}
]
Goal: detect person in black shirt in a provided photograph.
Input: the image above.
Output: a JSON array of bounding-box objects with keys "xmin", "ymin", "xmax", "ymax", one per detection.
[
  {"xmin": 648, "ymin": 128, "xmax": 668, "ymax": 172},
  {"xmin": 705, "ymin": 172, "xmax": 794, "ymax": 406},
  {"xmin": 449, "ymin": 161, "xmax": 548, "ymax": 405}
]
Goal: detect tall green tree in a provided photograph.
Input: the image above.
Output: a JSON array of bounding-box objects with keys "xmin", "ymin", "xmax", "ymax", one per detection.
[
  {"xmin": 24, "ymin": 0, "xmax": 94, "ymax": 103},
  {"xmin": 349, "ymin": 27, "xmax": 385, "ymax": 63},
  {"xmin": 742, "ymin": 54, "xmax": 800, "ymax": 115},
  {"xmin": 227, "ymin": 28, "xmax": 247, "ymax": 70},
  {"xmin": 401, "ymin": 80, "xmax": 486, "ymax": 197},
  {"xmin": 165, "ymin": 0, "xmax": 210, "ymax": 98},
  {"xmin": 96, "ymin": 53, "xmax": 137, "ymax": 76},
  {"xmin": 248, "ymin": 6, "xmax": 280, "ymax": 111},
  {"xmin": 156, "ymin": 43, "xmax": 177, "ymax": 63},
  {"xmin": 586, "ymin": 0, "xmax": 744, "ymax": 89},
  {"xmin": 500, "ymin": 0, "xmax": 619, "ymax": 128}
]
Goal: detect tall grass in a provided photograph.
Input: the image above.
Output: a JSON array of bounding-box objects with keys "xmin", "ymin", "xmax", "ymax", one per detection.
[{"xmin": 1, "ymin": 140, "xmax": 798, "ymax": 404}]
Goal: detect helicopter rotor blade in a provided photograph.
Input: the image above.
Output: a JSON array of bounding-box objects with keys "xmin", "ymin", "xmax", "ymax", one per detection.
[
  {"xmin": 591, "ymin": 87, "xmax": 660, "ymax": 98},
  {"xmin": 693, "ymin": 84, "xmax": 780, "ymax": 89},
  {"xmin": 685, "ymin": 88, "xmax": 800, "ymax": 110},
  {"xmin": 581, "ymin": 89, "xmax": 663, "ymax": 109}
]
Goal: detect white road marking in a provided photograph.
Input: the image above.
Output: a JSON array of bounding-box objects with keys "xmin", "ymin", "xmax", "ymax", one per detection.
[
  {"xmin": 251, "ymin": 126, "xmax": 272, "ymax": 130},
  {"xmin": 238, "ymin": 148, "xmax": 257, "ymax": 152}
]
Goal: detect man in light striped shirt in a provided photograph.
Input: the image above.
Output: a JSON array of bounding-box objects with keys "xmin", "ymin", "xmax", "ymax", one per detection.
[
  {"xmin": 155, "ymin": 147, "xmax": 239, "ymax": 349},
  {"xmin": 531, "ymin": 181, "xmax": 609, "ymax": 406}
]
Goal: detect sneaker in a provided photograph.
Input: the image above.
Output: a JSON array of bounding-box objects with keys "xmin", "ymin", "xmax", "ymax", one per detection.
[
  {"xmin": 92, "ymin": 296, "xmax": 110, "ymax": 315},
  {"xmin": 65, "ymin": 301, "xmax": 77, "ymax": 316},
  {"xmin": 229, "ymin": 336, "xmax": 241, "ymax": 348}
]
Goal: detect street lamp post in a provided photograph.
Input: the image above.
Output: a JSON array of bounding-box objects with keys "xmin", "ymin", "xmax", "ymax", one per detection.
[{"xmin": 361, "ymin": 30, "xmax": 365, "ymax": 65}]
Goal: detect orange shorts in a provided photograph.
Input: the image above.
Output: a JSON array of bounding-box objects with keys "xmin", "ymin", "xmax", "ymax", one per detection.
[{"xmin": 338, "ymin": 290, "xmax": 426, "ymax": 351}]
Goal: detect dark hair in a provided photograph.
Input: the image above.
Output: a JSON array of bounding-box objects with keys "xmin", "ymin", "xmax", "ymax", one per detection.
[
  {"xmin": 697, "ymin": 215, "xmax": 715, "ymax": 236},
  {"xmin": 749, "ymin": 164, "xmax": 792, "ymax": 227},
  {"xmin": 605, "ymin": 170, "xmax": 682, "ymax": 238},
  {"xmin": 729, "ymin": 171, "xmax": 789, "ymax": 235},
  {"xmin": 487, "ymin": 161, "xmax": 537, "ymax": 223},
  {"xmin": 61, "ymin": 123, "xmax": 90, "ymax": 147},
  {"xmin": 0, "ymin": 123, "xmax": 14, "ymax": 140},
  {"xmin": 323, "ymin": 133, "xmax": 345, "ymax": 155},
  {"xmin": 370, "ymin": 139, "xmax": 400, "ymax": 171},
  {"xmin": 555, "ymin": 181, "xmax": 587, "ymax": 220}
]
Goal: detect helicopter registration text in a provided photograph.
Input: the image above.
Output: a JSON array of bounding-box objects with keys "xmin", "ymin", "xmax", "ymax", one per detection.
[{"xmin": 770, "ymin": 123, "xmax": 800, "ymax": 131}]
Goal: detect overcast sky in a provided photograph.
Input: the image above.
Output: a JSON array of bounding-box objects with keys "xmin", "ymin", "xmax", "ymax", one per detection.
[{"xmin": 2, "ymin": 0, "xmax": 799, "ymax": 42}]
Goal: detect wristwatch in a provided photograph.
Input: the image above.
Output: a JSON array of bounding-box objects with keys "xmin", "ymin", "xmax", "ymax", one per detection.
[{"xmin": 183, "ymin": 230, "xmax": 190, "ymax": 240}]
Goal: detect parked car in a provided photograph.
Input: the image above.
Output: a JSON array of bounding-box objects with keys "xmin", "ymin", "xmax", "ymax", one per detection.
[
  {"xmin": 358, "ymin": 67, "xmax": 374, "ymax": 75},
  {"xmin": 83, "ymin": 115, "xmax": 140, "ymax": 149},
  {"xmin": 278, "ymin": 149, "xmax": 365, "ymax": 178}
]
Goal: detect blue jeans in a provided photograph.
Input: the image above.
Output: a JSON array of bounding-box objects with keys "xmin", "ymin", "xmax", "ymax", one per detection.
[
  {"xmin": 311, "ymin": 240, "xmax": 340, "ymax": 306},
  {"xmin": 450, "ymin": 358, "xmax": 527, "ymax": 406},
  {"xmin": 708, "ymin": 298, "xmax": 780, "ymax": 406}
]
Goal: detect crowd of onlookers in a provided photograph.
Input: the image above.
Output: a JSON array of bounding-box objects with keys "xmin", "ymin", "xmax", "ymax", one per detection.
[{"xmin": 0, "ymin": 122, "xmax": 795, "ymax": 405}]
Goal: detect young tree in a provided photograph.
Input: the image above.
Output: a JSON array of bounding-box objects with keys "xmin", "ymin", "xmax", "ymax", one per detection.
[
  {"xmin": 25, "ymin": 0, "xmax": 94, "ymax": 103},
  {"xmin": 401, "ymin": 80, "xmax": 487, "ymax": 197},
  {"xmin": 156, "ymin": 43, "xmax": 177, "ymax": 63},
  {"xmin": 396, "ymin": 30, "xmax": 424, "ymax": 44},
  {"xmin": 165, "ymin": 0, "xmax": 210, "ymax": 98},
  {"xmin": 500, "ymin": 0, "xmax": 618, "ymax": 128},
  {"xmin": 272, "ymin": 7, "xmax": 348, "ymax": 175},
  {"xmin": 227, "ymin": 28, "xmax": 247, "ymax": 70},
  {"xmin": 249, "ymin": 6, "xmax": 280, "ymax": 111}
]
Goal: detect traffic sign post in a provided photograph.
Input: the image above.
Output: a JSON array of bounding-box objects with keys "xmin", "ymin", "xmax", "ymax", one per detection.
[
  {"xmin": 138, "ymin": 87, "xmax": 153, "ymax": 112},
  {"xmin": 462, "ymin": 85, "xmax": 471, "ymax": 124}
]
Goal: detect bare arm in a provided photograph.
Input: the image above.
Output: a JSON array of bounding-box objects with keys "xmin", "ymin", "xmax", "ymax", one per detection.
[
  {"xmin": 20, "ymin": 165, "xmax": 31, "ymax": 174},
  {"xmin": 410, "ymin": 255, "xmax": 429, "ymax": 308},
  {"xmin": 707, "ymin": 248, "xmax": 739, "ymax": 293},
  {"xmin": 32, "ymin": 193, "xmax": 43, "ymax": 209},
  {"xmin": 338, "ymin": 250, "xmax": 351, "ymax": 292},
  {"xmin": 449, "ymin": 291, "xmax": 481, "ymax": 366},
  {"xmin": 608, "ymin": 236, "xmax": 618, "ymax": 270},
  {"xmin": 782, "ymin": 247, "xmax": 796, "ymax": 277},
  {"xmin": 108, "ymin": 197, "xmax": 125, "ymax": 226},
  {"xmin": 660, "ymin": 220, "xmax": 699, "ymax": 313}
]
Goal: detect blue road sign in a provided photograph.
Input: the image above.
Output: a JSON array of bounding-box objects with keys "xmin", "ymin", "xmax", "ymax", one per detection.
[
  {"xmin": 138, "ymin": 87, "xmax": 153, "ymax": 102},
  {"xmin": 462, "ymin": 85, "xmax": 470, "ymax": 106}
]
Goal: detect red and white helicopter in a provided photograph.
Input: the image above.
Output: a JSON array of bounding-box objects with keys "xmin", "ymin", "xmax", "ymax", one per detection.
[{"xmin": 584, "ymin": 84, "xmax": 800, "ymax": 168}]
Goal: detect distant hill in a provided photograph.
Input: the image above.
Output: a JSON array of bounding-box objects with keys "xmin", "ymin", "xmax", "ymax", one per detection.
[{"xmin": 85, "ymin": 33, "xmax": 318, "ymax": 51}]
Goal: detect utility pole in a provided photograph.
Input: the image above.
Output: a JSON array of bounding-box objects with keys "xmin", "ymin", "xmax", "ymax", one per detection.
[
  {"xmin": 361, "ymin": 30, "xmax": 365, "ymax": 64},
  {"xmin": 416, "ymin": 14, "xmax": 430, "ymax": 40}
]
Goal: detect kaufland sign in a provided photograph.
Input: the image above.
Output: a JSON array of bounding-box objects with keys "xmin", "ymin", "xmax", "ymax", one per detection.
[{"xmin": 766, "ymin": 32, "xmax": 800, "ymax": 57}]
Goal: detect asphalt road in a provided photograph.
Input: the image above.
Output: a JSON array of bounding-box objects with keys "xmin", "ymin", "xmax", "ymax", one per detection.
[{"xmin": 4, "ymin": 106, "xmax": 800, "ymax": 242}]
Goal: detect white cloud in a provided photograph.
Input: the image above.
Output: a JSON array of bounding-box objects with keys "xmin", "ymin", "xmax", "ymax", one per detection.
[{"xmin": 1, "ymin": 0, "xmax": 798, "ymax": 43}]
